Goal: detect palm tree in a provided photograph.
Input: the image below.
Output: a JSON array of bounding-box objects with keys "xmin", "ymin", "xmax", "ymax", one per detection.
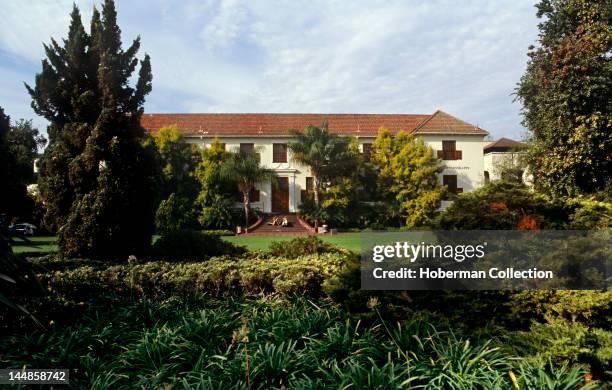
[
  {"xmin": 220, "ymin": 150, "xmax": 277, "ymax": 232},
  {"xmin": 288, "ymin": 121, "xmax": 351, "ymax": 226}
]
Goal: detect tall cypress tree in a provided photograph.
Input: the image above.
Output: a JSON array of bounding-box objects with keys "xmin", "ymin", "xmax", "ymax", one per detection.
[{"xmin": 27, "ymin": 0, "xmax": 155, "ymax": 257}]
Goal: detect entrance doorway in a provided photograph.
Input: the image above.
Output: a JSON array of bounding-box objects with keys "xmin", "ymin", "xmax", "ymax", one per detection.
[{"xmin": 272, "ymin": 177, "xmax": 289, "ymax": 213}]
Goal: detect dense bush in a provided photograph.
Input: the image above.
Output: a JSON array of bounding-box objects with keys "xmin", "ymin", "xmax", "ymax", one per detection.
[
  {"xmin": 268, "ymin": 236, "xmax": 346, "ymax": 258},
  {"xmin": 0, "ymin": 295, "xmax": 601, "ymax": 389},
  {"xmin": 39, "ymin": 253, "xmax": 351, "ymax": 299},
  {"xmin": 198, "ymin": 194, "xmax": 235, "ymax": 229},
  {"xmin": 434, "ymin": 181, "xmax": 612, "ymax": 230},
  {"xmin": 567, "ymin": 197, "xmax": 612, "ymax": 229},
  {"xmin": 154, "ymin": 193, "xmax": 199, "ymax": 234},
  {"xmin": 434, "ymin": 181, "xmax": 570, "ymax": 229},
  {"xmin": 506, "ymin": 319, "xmax": 611, "ymax": 379},
  {"xmin": 151, "ymin": 230, "xmax": 246, "ymax": 260}
]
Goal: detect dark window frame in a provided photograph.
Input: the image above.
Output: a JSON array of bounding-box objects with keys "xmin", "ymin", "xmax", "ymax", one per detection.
[
  {"xmin": 239, "ymin": 143, "xmax": 254, "ymax": 153},
  {"xmin": 443, "ymin": 174, "xmax": 463, "ymax": 198},
  {"xmin": 273, "ymin": 143, "xmax": 288, "ymax": 163},
  {"xmin": 438, "ymin": 140, "xmax": 462, "ymax": 160},
  {"xmin": 362, "ymin": 143, "xmax": 372, "ymax": 156}
]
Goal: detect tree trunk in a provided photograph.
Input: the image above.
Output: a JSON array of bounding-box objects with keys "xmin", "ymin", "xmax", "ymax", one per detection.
[
  {"xmin": 313, "ymin": 175, "xmax": 320, "ymax": 229},
  {"xmin": 243, "ymin": 191, "xmax": 250, "ymax": 233}
]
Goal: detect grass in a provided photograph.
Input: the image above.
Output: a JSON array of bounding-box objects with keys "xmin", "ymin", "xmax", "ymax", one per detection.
[
  {"xmin": 223, "ymin": 232, "xmax": 361, "ymax": 252},
  {"xmin": 10, "ymin": 235, "xmax": 58, "ymax": 254},
  {"xmin": 8, "ymin": 233, "xmax": 362, "ymax": 254}
]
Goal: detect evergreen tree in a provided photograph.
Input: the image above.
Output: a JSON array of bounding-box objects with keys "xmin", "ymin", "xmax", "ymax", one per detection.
[
  {"xmin": 516, "ymin": 0, "xmax": 612, "ymax": 196},
  {"xmin": 27, "ymin": 1, "xmax": 154, "ymax": 257},
  {"xmin": 151, "ymin": 126, "xmax": 200, "ymax": 233},
  {"xmin": 196, "ymin": 137, "xmax": 234, "ymax": 229},
  {"xmin": 371, "ymin": 128, "xmax": 445, "ymax": 228}
]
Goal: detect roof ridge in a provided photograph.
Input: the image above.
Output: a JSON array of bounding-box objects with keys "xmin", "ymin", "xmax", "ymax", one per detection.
[{"xmin": 411, "ymin": 110, "xmax": 440, "ymax": 133}]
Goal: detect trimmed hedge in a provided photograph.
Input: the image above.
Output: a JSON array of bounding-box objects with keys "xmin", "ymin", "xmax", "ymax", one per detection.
[
  {"xmin": 40, "ymin": 253, "xmax": 353, "ymax": 299},
  {"xmin": 267, "ymin": 236, "xmax": 347, "ymax": 258}
]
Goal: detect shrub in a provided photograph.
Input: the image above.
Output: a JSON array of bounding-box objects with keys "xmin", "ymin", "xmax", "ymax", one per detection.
[
  {"xmin": 506, "ymin": 290, "xmax": 612, "ymax": 328},
  {"xmin": 39, "ymin": 253, "xmax": 352, "ymax": 300},
  {"xmin": 155, "ymin": 193, "xmax": 199, "ymax": 234},
  {"xmin": 433, "ymin": 181, "xmax": 570, "ymax": 229},
  {"xmin": 268, "ymin": 236, "xmax": 345, "ymax": 258},
  {"xmin": 198, "ymin": 194, "xmax": 235, "ymax": 230},
  {"xmin": 506, "ymin": 320, "xmax": 611, "ymax": 380},
  {"xmin": 567, "ymin": 197, "xmax": 612, "ymax": 229},
  {"xmin": 151, "ymin": 229, "xmax": 246, "ymax": 260}
]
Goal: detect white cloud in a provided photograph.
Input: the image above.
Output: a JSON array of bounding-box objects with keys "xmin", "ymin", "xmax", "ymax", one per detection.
[{"xmin": 0, "ymin": 0, "xmax": 539, "ymax": 139}]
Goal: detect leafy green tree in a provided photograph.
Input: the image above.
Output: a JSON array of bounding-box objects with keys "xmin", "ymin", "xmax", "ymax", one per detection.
[
  {"xmin": 516, "ymin": 0, "xmax": 612, "ymax": 196},
  {"xmin": 27, "ymin": 1, "xmax": 155, "ymax": 257},
  {"xmin": 219, "ymin": 150, "xmax": 277, "ymax": 230},
  {"xmin": 150, "ymin": 126, "xmax": 200, "ymax": 233},
  {"xmin": 371, "ymin": 128, "xmax": 445, "ymax": 228},
  {"xmin": 196, "ymin": 138, "xmax": 235, "ymax": 229},
  {"xmin": 0, "ymin": 110, "xmax": 46, "ymax": 223}
]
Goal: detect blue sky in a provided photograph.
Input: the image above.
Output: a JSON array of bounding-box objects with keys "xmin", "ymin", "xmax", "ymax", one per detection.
[{"xmin": 1, "ymin": 0, "xmax": 539, "ymax": 140}]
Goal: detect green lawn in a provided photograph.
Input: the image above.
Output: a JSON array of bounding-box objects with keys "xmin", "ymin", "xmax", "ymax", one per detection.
[
  {"xmin": 9, "ymin": 233, "xmax": 362, "ymax": 254},
  {"xmin": 223, "ymin": 233, "xmax": 361, "ymax": 252},
  {"xmin": 11, "ymin": 235, "xmax": 59, "ymax": 254}
]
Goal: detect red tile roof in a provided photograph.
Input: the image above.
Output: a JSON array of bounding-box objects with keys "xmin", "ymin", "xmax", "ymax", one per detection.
[
  {"xmin": 484, "ymin": 137, "xmax": 527, "ymax": 152},
  {"xmin": 140, "ymin": 110, "xmax": 489, "ymax": 137},
  {"xmin": 412, "ymin": 110, "xmax": 489, "ymax": 135}
]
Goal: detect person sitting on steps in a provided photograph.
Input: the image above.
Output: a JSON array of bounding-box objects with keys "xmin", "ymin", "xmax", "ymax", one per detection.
[
  {"xmin": 267, "ymin": 216, "xmax": 279, "ymax": 226},
  {"xmin": 281, "ymin": 217, "xmax": 288, "ymax": 227}
]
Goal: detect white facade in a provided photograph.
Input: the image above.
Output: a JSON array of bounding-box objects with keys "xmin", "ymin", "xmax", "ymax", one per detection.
[{"xmin": 188, "ymin": 133, "xmax": 487, "ymax": 213}]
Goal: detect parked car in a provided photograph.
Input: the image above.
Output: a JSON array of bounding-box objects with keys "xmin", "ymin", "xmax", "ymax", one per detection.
[{"xmin": 8, "ymin": 223, "xmax": 37, "ymax": 236}]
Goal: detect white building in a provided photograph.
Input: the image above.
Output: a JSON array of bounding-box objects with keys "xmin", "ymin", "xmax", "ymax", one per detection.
[
  {"xmin": 483, "ymin": 137, "xmax": 528, "ymax": 184},
  {"xmin": 142, "ymin": 110, "xmax": 489, "ymax": 213}
]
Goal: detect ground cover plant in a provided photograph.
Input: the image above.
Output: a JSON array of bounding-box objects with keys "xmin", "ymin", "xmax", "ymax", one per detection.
[
  {"xmin": 1, "ymin": 235, "xmax": 609, "ymax": 388},
  {"xmin": 1, "ymin": 294, "xmax": 603, "ymax": 389}
]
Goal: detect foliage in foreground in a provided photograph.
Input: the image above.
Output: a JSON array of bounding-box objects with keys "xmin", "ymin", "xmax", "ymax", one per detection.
[
  {"xmin": 0, "ymin": 295, "xmax": 600, "ymax": 389},
  {"xmin": 36, "ymin": 252, "xmax": 351, "ymax": 300}
]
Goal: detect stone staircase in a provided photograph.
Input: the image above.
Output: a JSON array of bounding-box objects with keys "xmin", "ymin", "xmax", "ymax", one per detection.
[{"xmin": 249, "ymin": 213, "xmax": 314, "ymax": 235}]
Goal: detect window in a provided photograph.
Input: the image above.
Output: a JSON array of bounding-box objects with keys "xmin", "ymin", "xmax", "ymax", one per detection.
[
  {"xmin": 273, "ymin": 143, "xmax": 288, "ymax": 163},
  {"xmin": 239, "ymin": 143, "xmax": 260, "ymax": 161},
  {"xmin": 240, "ymin": 143, "xmax": 254, "ymax": 153},
  {"xmin": 438, "ymin": 140, "xmax": 462, "ymax": 160},
  {"xmin": 443, "ymin": 175, "xmax": 463, "ymax": 198},
  {"xmin": 219, "ymin": 143, "xmax": 226, "ymax": 150},
  {"xmin": 362, "ymin": 143, "xmax": 372, "ymax": 156}
]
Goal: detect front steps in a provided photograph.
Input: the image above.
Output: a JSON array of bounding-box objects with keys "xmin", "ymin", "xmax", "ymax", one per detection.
[{"xmin": 248, "ymin": 213, "xmax": 314, "ymax": 235}]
